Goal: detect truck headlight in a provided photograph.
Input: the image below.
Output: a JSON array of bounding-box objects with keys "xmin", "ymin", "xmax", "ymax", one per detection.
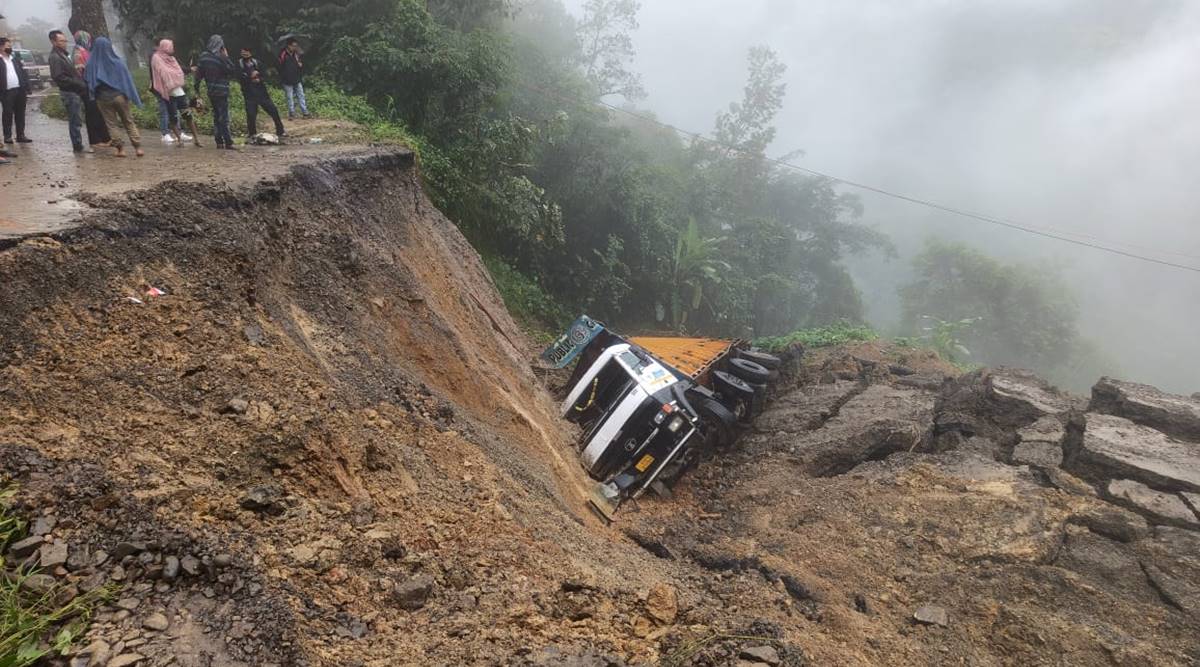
[
  {"xmin": 667, "ymin": 416, "xmax": 685, "ymax": 432},
  {"xmin": 654, "ymin": 412, "xmax": 666, "ymax": 425}
]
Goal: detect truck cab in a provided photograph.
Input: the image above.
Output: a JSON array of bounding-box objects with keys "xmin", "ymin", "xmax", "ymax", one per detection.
[{"xmin": 543, "ymin": 316, "xmax": 783, "ymax": 520}]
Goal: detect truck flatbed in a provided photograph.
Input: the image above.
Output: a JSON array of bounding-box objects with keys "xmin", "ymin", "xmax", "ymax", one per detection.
[{"xmin": 629, "ymin": 337, "xmax": 734, "ymax": 381}]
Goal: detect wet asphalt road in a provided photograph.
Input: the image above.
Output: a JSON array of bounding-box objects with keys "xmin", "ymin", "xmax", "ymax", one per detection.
[{"xmin": 0, "ymin": 95, "xmax": 361, "ymax": 240}]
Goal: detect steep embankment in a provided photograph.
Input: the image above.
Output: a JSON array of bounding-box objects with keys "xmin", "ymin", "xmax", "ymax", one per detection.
[
  {"xmin": 1, "ymin": 150, "xmax": 1197, "ymax": 667},
  {"xmin": 0, "ymin": 151, "xmax": 681, "ymax": 666}
]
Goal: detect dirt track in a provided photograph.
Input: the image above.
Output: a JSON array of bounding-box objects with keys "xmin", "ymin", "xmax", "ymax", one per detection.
[{"xmin": 1, "ymin": 148, "xmax": 1198, "ymax": 666}]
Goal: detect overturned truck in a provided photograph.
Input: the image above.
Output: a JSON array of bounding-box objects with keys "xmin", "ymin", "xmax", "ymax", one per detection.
[{"xmin": 541, "ymin": 316, "xmax": 787, "ymax": 520}]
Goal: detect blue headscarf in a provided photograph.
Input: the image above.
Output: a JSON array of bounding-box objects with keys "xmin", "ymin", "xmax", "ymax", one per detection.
[{"xmin": 83, "ymin": 36, "xmax": 142, "ymax": 107}]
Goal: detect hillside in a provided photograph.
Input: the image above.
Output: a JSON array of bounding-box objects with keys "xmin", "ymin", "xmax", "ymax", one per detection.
[{"xmin": 0, "ymin": 150, "xmax": 1197, "ymax": 666}]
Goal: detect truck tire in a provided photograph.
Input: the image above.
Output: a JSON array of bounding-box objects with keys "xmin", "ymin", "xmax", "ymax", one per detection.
[
  {"xmin": 739, "ymin": 349, "xmax": 782, "ymax": 370},
  {"xmin": 728, "ymin": 357, "xmax": 771, "ymax": 384},
  {"xmin": 713, "ymin": 370, "xmax": 755, "ymax": 422},
  {"xmin": 695, "ymin": 396, "xmax": 736, "ymax": 450}
]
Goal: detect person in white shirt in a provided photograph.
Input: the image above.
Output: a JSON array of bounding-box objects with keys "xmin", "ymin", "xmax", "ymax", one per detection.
[{"xmin": 0, "ymin": 37, "xmax": 32, "ymax": 144}]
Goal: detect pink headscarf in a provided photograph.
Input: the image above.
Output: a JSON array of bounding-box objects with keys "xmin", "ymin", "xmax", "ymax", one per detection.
[{"xmin": 151, "ymin": 39, "xmax": 186, "ymax": 98}]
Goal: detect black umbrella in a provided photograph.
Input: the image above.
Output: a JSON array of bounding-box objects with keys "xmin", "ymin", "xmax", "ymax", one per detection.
[{"xmin": 273, "ymin": 33, "xmax": 311, "ymax": 50}]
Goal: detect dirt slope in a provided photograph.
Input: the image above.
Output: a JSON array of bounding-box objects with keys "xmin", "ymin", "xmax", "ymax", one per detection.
[{"xmin": 1, "ymin": 149, "xmax": 1198, "ymax": 667}]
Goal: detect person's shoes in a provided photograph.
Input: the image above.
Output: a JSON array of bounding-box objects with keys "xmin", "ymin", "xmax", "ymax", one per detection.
[
  {"xmin": 73, "ymin": 144, "xmax": 85, "ymax": 153},
  {"xmin": 277, "ymin": 130, "xmax": 287, "ymax": 137},
  {"xmin": 0, "ymin": 157, "xmax": 9, "ymax": 165},
  {"xmin": 15, "ymin": 137, "xmax": 32, "ymax": 143},
  {"xmin": 3, "ymin": 138, "xmax": 12, "ymax": 144},
  {"xmin": 161, "ymin": 134, "xmax": 176, "ymax": 144},
  {"xmin": 0, "ymin": 148, "xmax": 16, "ymax": 158},
  {"xmin": 288, "ymin": 114, "xmax": 295, "ymax": 121},
  {"xmin": 180, "ymin": 132, "xmax": 193, "ymax": 142},
  {"xmin": 302, "ymin": 112, "xmax": 311, "ymax": 119}
]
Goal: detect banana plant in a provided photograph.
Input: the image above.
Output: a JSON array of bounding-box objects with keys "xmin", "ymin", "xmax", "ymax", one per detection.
[{"xmin": 669, "ymin": 219, "xmax": 730, "ymax": 330}]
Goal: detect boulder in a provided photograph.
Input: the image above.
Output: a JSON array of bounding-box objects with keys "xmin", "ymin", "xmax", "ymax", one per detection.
[
  {"xmin": 1090, "ymin": 377, "xmax": 1200, "ymax": 442},
  {"xmin": 987, "ymin": 368, "xmax": 1075, "ymax": 426},
  {"xmin": 738, "ymin": 646, "xmax": 781, "ymax": 665},
  {"xmin": 786, "ymin": 384, "xmax": 936, "ymax": 476},
  {"xmin": 1105, "ymin": 480, "xmax": 1197, "ymax": 528},
  {"xmin": 1012, "ymin": 416, "xmax": 1065, "ymax": 468},
  {"xmin": 1137, "ymin": 527, "xmax": 1200, "ymax": 618},
  {"xmin": 1065, "ymin": 413, "xmax": 1200, "ymax": 494},
  {"xmin": 1067, "ymin": 503, "xmax": 1150, "ymax": 543}
]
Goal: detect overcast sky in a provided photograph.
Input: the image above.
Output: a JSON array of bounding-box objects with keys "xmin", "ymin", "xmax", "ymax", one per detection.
[
  {"xmin": 565, "ymin": 0, "xmax": 1200, "ymax": 392},
  {"xmin": 0, "ymin": 0, "xmax": 68, "ymax": 28}
]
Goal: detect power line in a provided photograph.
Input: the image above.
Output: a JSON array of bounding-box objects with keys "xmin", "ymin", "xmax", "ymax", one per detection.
[{"xmin": 515, "ymin": 79, "xmax": 1200, "ymax": 275}]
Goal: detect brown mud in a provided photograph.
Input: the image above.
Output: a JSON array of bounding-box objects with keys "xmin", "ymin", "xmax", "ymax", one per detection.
[{"xmin": 1, "ymin": 149, "xmax": 1197, "ymax": 666}]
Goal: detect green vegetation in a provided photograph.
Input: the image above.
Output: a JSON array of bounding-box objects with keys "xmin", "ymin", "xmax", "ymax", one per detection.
[
  {"xmin": 753, "ymin": 323, "xmax": 879, "ymax": 352},
  {"xmin": 86, "ymin": 0, "xmax": 888, "ymax": 341},
  {"xmin": 0, "ymin": 488, "xmax": 112, "ymax": 667},
  {"xmin": 482, "ymin": 255, "xmax": 570, "ymax": 340}
]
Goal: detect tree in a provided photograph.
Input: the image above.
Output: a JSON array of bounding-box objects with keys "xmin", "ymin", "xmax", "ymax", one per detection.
[
  {"xmin": 13, "ymin": 17, "xmax": 55, "ymax": 49},
  {"xmin": 71, "ymin": 0, "xmax": 109, "ymax": 36},
  {"xmin": 575, "ymin": 0, "xmax": 644, "ymax": 99}
]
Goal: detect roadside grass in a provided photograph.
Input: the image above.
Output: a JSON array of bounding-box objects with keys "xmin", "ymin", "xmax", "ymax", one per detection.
[
  {"xmin": 0, "ymin": 486, "xmax": 114, "ymax": 667},
  {"xmin": 41, "ymin": 70, "xmax": 419, "ymax": 147}
]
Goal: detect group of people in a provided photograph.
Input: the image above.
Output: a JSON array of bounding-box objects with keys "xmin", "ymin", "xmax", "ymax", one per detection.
[{"xmin": 0, "ymin": 29, "xmax": 311, "ymax": 165}]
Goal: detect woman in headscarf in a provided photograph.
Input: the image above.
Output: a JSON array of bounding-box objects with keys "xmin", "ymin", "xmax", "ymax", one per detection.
[
  {"xmin": 194, "ymin": 35, "xmax": 238, "ymax": 149},
  {"xmin": 72, "ymin": 30, "xmax": 110, "ymax": 148},
  {"xmin": 151, "ymin": 39, "xmax": 202, "ymax": 147},
  {"xmin": 84, "ymin": 36, "xmax": 143, "ymax": 157}
]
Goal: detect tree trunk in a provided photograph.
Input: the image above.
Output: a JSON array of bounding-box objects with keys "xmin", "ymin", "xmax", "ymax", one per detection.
[{"xmin": 70, "ymin": 0, "xmax": 109, "ymax": 37}]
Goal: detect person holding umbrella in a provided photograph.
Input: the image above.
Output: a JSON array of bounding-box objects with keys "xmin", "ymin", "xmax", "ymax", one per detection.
[
  {"xmin": 238, "ymin": 46, "xmax": 285, "ymax": 138},
  {"xmin": 277, "ymin": 36, "xmax": 309, "ymax": 120}
]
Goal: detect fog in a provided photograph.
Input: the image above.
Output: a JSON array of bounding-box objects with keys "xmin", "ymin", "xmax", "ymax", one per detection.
[
  {"xmin": 0, "ymin": 1, "xmax": 68, "ymax": 28},
  {"xmin": 561, "ymin": 0, "xmax": 1199, "ymax": 393}
]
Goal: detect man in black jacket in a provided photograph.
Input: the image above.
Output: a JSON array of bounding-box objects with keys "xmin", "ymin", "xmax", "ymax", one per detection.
[
  {"xmin": 277, "ymin": 37, "xmax": 309, "ymax": 120},
  {"xmin": 49, "ymin": 30, "xmax": 87, "ymax": 152},
  {"xmin": 239, "ymin": 46, "xmax": 285, "ymax": 138},
  {"xmin": 0, "ymin": 37, "xmax": 32, "ymax": 144}
]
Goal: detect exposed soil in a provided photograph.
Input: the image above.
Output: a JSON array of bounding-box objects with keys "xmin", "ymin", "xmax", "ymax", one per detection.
[{"xmin": 1, "ymin": 148, "xmax": 1197, "ymax": 667}]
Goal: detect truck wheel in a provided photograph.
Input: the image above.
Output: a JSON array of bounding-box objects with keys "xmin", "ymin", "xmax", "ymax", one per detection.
[
  {"xmin": 739, "ymin": 349, "xmax": 782, "ymax": 370},
  {"xmin": 728, "ymin": 358, "xmax": 771, "ymax": 384},
  {"xmin": 713, "ymin": 371, "xmax": 755, "ymax": 422},
  {"xmin": 695, "ymin": 396, "xmax": 736, "ymax": 450}
]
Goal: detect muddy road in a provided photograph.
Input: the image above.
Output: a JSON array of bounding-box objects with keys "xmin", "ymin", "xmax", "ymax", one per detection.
[
  {"xmin": 0, "ymin": 96, "xmax": 361, "ymax": 241},
  {"xmin": 0, "ymin": 143, "xmax": 1197, "ymax": 666}
]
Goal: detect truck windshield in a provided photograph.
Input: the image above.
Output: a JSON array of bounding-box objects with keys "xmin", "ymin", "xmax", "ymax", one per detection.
[{"xmin": 577, "ymin": 358, "xmax": 636, "ymax": 443}]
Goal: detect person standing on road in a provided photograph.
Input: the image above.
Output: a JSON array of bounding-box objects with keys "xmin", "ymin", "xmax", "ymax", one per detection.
[
  {"xmin": 0, "ymin": 37, "xmax": 33, "ymax": 145},
  {"xmin": 151, "ymin": 39, "xmax": 202, "ymax": 147},
  {"xmin": 84, "ymin": 36, "xmax": 144, "ymax": 158},
  {"xmin": 277, "ymin": 37, "xmax": 309, "ymax": 120},
  {"xmin": 72, "ymin": 30, "xmax": 112, "ymax": 148},
  {"xmin": 238, "ymin": 46, "xmax": 285, "ymax": 139},
  {"xmin": 48, "ymin": 29, "xmax": 88, "ymax": 153},
  {"xmin": 195, "ymin": 35, "xmax": 238, "ymax": 150}
]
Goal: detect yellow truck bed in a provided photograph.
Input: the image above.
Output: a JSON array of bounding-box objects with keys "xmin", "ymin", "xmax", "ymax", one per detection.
[{"xmin": 630, "ymin": 336, "xmax": 735, "ymax": 381}]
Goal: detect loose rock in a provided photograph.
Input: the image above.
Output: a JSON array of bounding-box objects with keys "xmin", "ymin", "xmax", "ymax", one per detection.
[
  {"xmin": 40, "ymin": 540, "xmax": 69, "ymax": 569},
  {"xmin": 393, "ymin": 574, "xmax": 435, "ymax": 611},
  {"xmin": 142, "ymin": 612, "xmax": 170, "ymax": 631},
  {"xmin": 913, "ymin": 604, "xmax": 949, "ymax": 627},
  {"xmin": 645, "ymin": 583, "xmax": 678, "ymax": 625},
  {"xmin": 1090, "ymin": 377, "xmax": 1200, "ymax": 442},
  {"xmin": 107, "ymin": 654, "xmax": 146, "ymax": 667},
  {"xmin": 739, "ymin": 645, "xmax": 781, "ymax": 665},
  {"xmin": 1066, "ymin": 414, "xmax": 1200, "ymax": 493},
  {"xmin": 9, "ymin": 535, "xmax": 44, "ymax": 559}
]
